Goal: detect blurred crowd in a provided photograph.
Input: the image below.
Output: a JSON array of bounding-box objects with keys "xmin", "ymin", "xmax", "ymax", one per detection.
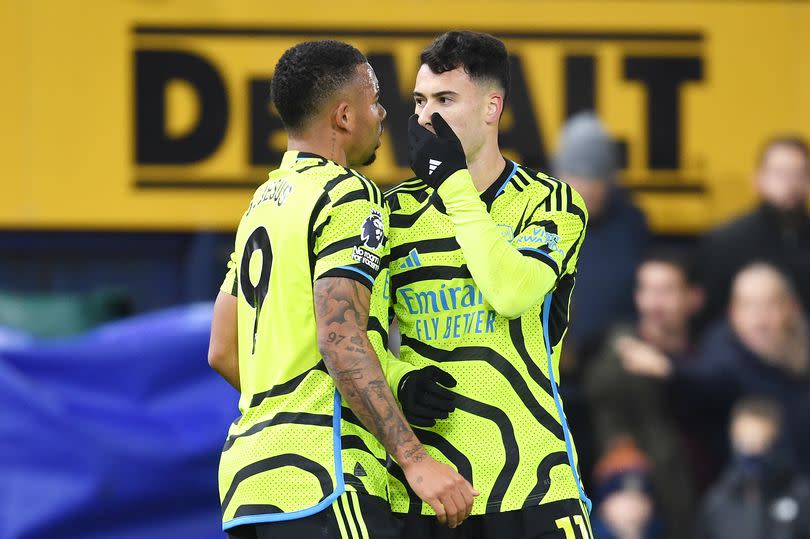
[{"xmin": 556, "ymin": 112, "xmax": 810, "ymax": 539}]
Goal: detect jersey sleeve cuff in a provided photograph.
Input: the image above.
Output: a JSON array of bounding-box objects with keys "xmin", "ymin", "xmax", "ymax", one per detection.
[
  {"xmin": 517, "ymin": 247, "xmax": 561, "ymax": 278},
  {"xmin": 220, "ymin": 276, "xmax": 238, "ymax": 296},
  {"xmin": 316, "ymin": 265, "xmax": 376, "ymax": 291}
]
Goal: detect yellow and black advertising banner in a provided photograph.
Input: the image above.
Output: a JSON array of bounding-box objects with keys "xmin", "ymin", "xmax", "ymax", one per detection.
[{"xmin": 2, "ymin": 0, "xmax": 809, "ymax": 233}]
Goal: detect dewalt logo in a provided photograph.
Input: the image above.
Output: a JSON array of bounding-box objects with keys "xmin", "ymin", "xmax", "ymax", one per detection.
[
  {"xmin": 133, "ymin": 26, "xmax": 704, "ymax": 195},
  {"xmin": 8, "ymin": 2, "xmax": 805, "ymax": 233}
]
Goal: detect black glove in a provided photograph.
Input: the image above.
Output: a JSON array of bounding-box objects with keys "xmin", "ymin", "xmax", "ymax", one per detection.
[
  {"xmin": 397, "ymin": 365, "xmax": 458, "ymax": 427},
  {"xmin": 408, "ymin": 113, "xmax": 468, "ymax": 189}
]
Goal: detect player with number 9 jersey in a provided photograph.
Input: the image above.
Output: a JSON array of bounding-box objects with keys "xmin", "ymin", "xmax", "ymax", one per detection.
[{"xmin": 217, "ymin": 150, "xmax": 414, "ymax": 528}]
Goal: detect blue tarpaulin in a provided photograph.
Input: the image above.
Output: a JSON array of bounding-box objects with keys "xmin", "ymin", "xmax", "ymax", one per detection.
[{"xmin": 0, "ymin": 304, "xmax": 237, "ymax": 539}]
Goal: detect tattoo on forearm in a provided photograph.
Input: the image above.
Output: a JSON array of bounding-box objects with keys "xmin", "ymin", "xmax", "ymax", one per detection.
[
  {"xmin": 315, "ymin": 277, "xmax": 424, "ymax": 464},
  {"xmin": 404, "ymin": 445, "xmax": 426, "ymax": 463},
  {"xmin": 336, "ymin": 368, "xmax": 363, "ymax": 382}
]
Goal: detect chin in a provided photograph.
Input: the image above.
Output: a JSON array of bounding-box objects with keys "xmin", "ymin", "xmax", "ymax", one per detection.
[{"xmin": 361, "ymin": 152, "xmax": 377, "ymax": 167}]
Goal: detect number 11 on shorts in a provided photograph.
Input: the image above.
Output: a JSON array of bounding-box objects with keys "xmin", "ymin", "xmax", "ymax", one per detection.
[{"xmin": 555, "ymin": 515, "xmax": 591, "ymax": 539}]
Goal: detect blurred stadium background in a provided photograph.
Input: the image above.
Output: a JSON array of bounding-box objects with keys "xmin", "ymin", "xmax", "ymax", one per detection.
[{"xmin": 2, "ymin": 1, "xmax": 809, "ymax": 538}]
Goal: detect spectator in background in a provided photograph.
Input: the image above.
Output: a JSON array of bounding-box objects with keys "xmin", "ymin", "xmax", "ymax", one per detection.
[
  {"xmin": 695, "ymin": 397, "xmax": 810, "ymax": 539},
  {"xmin": 584, "ymin": 249, "xmax": 703, "ymax": 539},
  {"xmin": 591, "ymin": 437, "xmax": 664, "ymax": 539},
  {"xmin": 553, "ymin": 111, "xmax": 650, "ymax": 362},
  {"xmin": 623, "ymin": 262, "xmax": 810, "ymax": 475},
  {"xmin": 698, "ymin": 136, "xmax": 810, "ymax": 330}
]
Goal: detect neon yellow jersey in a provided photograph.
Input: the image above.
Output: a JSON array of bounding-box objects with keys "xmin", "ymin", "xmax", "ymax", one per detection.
[
  {"xmin": 218, "ymin": 151, "xmax": 397, "ymax": 530},
  {"xmin": 384, "ymin": 160, "xmax": 590, "ymax": 516}
]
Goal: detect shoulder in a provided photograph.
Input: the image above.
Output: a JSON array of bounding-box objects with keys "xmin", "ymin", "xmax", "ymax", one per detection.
[
  {"xmin": 300, "ymin": 168, "xmax": 384, "ymax": 235},
  {"xmin": 346, "ymin": 169, "xmax": 383, "ymax": 205},
  {"xmin": 383, "ymin": 177, "xmax": 431, "ymax": 212},
  {"xmin": 704, "ymin": 208, "xmax": 762, "ymax": 244},
  {"xmin": 700, "ymin": 480, "xmax": 733, "ymax": 514},
  {"xmin": 513, "ymin": 164, "xmax": 565, "ymax": 194},
  {"xmin": 701, "ymin": 321, "xmax": 734, "ymax": 346},
  {"xmin": 309, "ymin": 162, "xmax": 382, "ymax": 206},
  {"xmin": 513, "ymin": 164, "xmax": 588, "ymax": 216},
  {"xmin": 604, "ymin": 189, "xmax": 648, "ymax": 232},
  {"xmin": 698, "ymin": 321, "xmax": 747, "ymax": 363}
]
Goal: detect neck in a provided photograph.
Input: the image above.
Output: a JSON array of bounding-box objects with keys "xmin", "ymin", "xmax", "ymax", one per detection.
[
  {"xmin": 638, "ymin": 319, "xmax": 689, "ymax": 355},
  {"xmin": 466, "ymin": 137, "xmax": 506, "ymax": 192},
  {"xmin": 761, "ymin": 202, "xmax": 808, "ymax": 226},
  {"xmin": 287, "ymin": 130, "xmax": 348, "ymax": 167}
]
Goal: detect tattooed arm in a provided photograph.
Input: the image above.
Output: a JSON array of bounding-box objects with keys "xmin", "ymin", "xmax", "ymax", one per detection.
[{"xmin": 314, "ymin": 277, "xmax": 477, "ymax": 527}]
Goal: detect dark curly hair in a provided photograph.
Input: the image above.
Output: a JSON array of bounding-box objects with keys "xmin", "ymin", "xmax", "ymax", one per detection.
[
  {"xmin": 641, "ymin": 247, "xmax": 699, "ymax": 285},
  {"xmin": 420, "ymin": 31, "xmax": 510, "ymax": 102},
  {"xmin": 271, "ymin": 40, "xmax": 367, "ymax": 132}
]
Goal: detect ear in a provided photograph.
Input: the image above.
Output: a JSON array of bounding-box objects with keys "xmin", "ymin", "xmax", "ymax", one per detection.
[
  {"xmin": 687, "ymin": 285, "xmax": 705, "ymax": 316},
  {"xmin": 485, "ymin": 92, "xmax": 504, "ymax": 124},
  {"xmin": 332, "ymin": 101, "xmax": 352, "ymax": 133},
  {"xmin": 787, "ymin": 296, "xmax": 802, "ymax": 319}
]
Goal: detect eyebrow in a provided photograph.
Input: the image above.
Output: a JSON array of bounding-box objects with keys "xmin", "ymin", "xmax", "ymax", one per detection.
[{"xmin": 412, "ymin": 90, "xmax": 460, "ymax": 99}]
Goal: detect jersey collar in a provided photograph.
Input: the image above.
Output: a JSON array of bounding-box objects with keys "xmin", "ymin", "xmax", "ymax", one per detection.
[
  {"xmin": 280, "ymin": 151, "xmax": 327, "ymax": 169},
  {"xmin": 479, "ymin": 158, "xmax": 518, "ymax": 209}
]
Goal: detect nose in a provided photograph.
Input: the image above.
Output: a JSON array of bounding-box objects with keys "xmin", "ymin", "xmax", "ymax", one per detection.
[
  {"xmin": 379, "ymin": 103, "xmax": 387, "ymax": 121},
  {"xmin": 417, "ymin": 104, "xmax": 435, "ymax": 133}
]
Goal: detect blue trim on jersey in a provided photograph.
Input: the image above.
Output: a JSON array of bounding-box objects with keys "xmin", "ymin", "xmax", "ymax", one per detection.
[
  {"xmin": 517, "ymin": 247, "xmax": 555, "ymax": 260},
  {"xmin": 332, "ymin": 389, "xmax": 346, "ymax": 493},
  {"xmin": 336, "ymin": 265, "xmax": 375, "ymax": 286},
  {"xmin": 542, "ymin": 293, "xmax": 593, "ymax": 513},
  {"xmin": 494, "ymin": 161, "xmax": 519, "ymax": 198},
  {"xmin": 222, "ymin": 390, "xmax": 346, "ymax": 530}
]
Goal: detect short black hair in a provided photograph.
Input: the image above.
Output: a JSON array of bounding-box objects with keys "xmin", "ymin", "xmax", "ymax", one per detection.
[
  {"xmin": 640, "ymin": 247, "xmax": 698, "ymax": 285},
  {"xmin": 271, "ymin": 40, "xmax": 367, "ymax": 132},
  {"xmin": 420, "ymin": 31, "xmax": 510, "ymax": 102},
  {"xmin": 758, "ymin": 134, "xmax": 810, "ymax": 168}
]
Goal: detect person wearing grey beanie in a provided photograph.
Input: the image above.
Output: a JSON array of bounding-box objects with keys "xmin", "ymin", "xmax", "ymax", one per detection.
[
  {"xmin": 554, "ymin": 112, "xmax": 618, "ymax": 181},
  {"xmin": 551, "ymin": 109, "xmax": 650, "ymax": 403},
  {"xmin": 553, "ymin": 111, "xmax": 619, "ymax": 221}
]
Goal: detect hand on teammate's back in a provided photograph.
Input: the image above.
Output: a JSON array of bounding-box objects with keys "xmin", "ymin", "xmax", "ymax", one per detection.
[
  {"xmin": 401, "ymin": 451, "xmax": 479, "ymax": 528},
  {"xmin": 408, "ymin": 113, "xmax": 468, "ymax": 189},
  {"xmin": 398, "ymin": 366, "xmax": 458, "ymax": 427}
]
